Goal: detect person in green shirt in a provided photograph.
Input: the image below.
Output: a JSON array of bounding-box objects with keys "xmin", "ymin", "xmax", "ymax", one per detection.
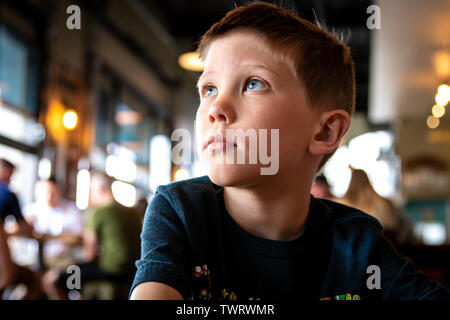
[{"xmin": 42, "ymin": 172, "xmax": 142, "ymax": 300}]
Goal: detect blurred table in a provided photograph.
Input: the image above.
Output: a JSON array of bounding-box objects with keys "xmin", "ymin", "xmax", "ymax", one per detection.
[
  {"xmin": 7, "ymin": 236, "xmax": 39, "ymax": 270},
  {"xmin": 9, "ymin": 234, "xmax": 83, "ymax": 271}
]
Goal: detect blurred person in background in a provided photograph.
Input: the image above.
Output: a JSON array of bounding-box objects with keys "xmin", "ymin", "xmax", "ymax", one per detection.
[
  {"xmin": 0, "ymin": 220, "xmax": 16, "ymax": 296},
  {"xmin": 311, "ymin": 174, "xmax": 336, "ymax": 201},
  {"xmin": 0, "ymin": 224, "xmax": 41, "ymax": 300},
  {"xmin": 42, "ymin": 171, "xmax": 142, "ymax": 299},
  {"xmin": 338, "ymin": 168, "xmax": 415, "ymax": 245},
  {"xmin": 0, "ymin": 159, "xmax": 33, "ymax": 237},
  {"xmin": 0, "ymin": 159, "xmax": 40, "ymax": 299},
  {"xmin": 24, "ymin": 178, "xmax": 83, "ymax": 269}
]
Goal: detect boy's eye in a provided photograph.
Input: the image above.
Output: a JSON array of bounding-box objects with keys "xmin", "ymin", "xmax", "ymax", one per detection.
[
  {"xmin": 246, "ymin": 78, "xmax": 266, "ymax": 91},
  {"xmin": 205, "ymin": 86, "xmax": 218, "ymax": 97}
]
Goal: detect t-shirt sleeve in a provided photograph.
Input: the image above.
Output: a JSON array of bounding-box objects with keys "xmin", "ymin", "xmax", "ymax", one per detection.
[
  {"xmin": 86, "ymin": 208, "xmax": 102, "ymax": 234},
  {"xmin": 130, "ymin": 188, "xmax": 192, "ymax": 299},
  {"xmin": 375, "ymin": 235, "xmax": 450, "ymax": 300},
  {"xmin": 5, "ymin": 192, "xmax": 25, "ymax": 222}
]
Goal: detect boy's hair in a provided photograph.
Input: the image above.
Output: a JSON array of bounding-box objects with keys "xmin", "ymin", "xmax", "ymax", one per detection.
[
  {"xmin": 197, "ymin": 2, "xmax": 356, "ymax": 170},
  {"xmin": 0, "ymin": 159, "xmax": 15, "ymax": 172}
]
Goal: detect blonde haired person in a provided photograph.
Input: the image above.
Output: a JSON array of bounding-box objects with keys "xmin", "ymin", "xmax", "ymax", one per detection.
[
  {"xmin": 339, "ymin": 168, "xmax": 398, "ymax": 230},
  {"xmin": 339, "ymin": 168, "xmax": 414, "ymax": 244}
]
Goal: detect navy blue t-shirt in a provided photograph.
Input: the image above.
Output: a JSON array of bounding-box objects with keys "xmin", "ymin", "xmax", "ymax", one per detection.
[
  {"xmin": 0, "ymin": 182, "xmax": 24, "ymax": 223},
  {"xmin": 131, "ymin": 176, "xmax": 450, "ymax": 300}
]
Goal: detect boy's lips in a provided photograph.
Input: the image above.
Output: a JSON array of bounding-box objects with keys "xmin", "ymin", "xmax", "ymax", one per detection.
[{"xmin": 204, "ymin": 133, "xmax": 237, "ymax": 151}]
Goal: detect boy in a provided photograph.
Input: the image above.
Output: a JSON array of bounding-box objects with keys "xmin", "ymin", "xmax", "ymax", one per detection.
[{"xmin": 130, "ymin": 2, "xmax": 450, "ymax": 300}]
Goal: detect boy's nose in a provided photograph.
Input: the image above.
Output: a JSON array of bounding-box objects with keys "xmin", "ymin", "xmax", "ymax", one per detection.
[
  {"xmin": 208, "ymin": 97, "xmax": 235, "ymax": 124},
  {"xmin": 208, "ymin": 108, "xmax": 227, "ymax": 123}
]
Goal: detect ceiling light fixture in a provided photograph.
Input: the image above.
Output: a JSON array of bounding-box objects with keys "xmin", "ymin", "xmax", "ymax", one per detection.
[{"xmin": 178, "ymin": 51, "xmax": 204, "ymax": 72}]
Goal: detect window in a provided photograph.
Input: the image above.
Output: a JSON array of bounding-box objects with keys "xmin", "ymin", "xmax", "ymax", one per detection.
[
  {"xmin": 0, "ymin": 24, "xmax": 39, "ymax": 114},
  {"xmin": 95, "ymin": 88, "xmax": 159, "ymax": 166},
  {"xmin": 93, "ymin": 70, "xmax": 172, "ymax": 193},
  {"xmin": 0, "ymin": 23, "xmax": 41, "ymax": 224}
]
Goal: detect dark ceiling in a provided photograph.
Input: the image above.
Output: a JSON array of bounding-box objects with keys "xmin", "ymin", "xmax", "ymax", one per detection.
[
  {"xmin": 143, "ymin": 0, "xmax": 373, "ymax": 114},
  {"xmin": 8, "ymin": 0, "xmax": 373, "ymax": 114}
]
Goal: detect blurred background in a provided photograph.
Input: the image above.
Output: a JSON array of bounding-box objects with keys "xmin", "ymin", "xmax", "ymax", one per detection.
[{"xmin": 0, "ymin": 0, "xmax": 449, "ymax": 299}]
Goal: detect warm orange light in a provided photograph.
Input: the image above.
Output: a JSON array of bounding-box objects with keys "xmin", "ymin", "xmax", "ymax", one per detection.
[
  {"xmin": 432, "ymin": 104, "xmax": 446, "ymax": 118},
  {"xmin": 178, "ymin": 52, "xmax": 204, "ymax": 72},
  {"xmin": 63, "ymin": 110, "xmax": 78, "ymax": 130},
  {"xmin": 437, "ymin": 84, "xmax": 449, "ymax": 95},
  {"xmin": 426, "ymin": 115, "xmax": 440, "ymax": 129},
  {"xmin": 174, "ymin": 168, "xmax": 189, "ymax": 181},
  {"xmin": 436, "ymin": 84, "xmax": 449, "ymax": 107},
  {"xmin": 433, "ymin": 51, "xmax": 450, "ymax": 79},
  {"xmin": 435, "ymin": 92, "xmax": 449, "ymax": 107},
  {"xmin": 46, "ymin": 98, "xmax": 66, "ymax": 142}
]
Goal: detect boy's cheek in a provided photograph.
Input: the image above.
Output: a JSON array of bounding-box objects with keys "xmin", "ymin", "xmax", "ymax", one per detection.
[
  {"xmin": 194, "ymin": 111, "xmax": 207, "ymax": 133},
  {"xmin": 195, "ymin": 105, "xmax": 203, "ymax": 121},
  {"xmin": 195, "ymin": 105, "xmax": 211, "ymax": 124}
]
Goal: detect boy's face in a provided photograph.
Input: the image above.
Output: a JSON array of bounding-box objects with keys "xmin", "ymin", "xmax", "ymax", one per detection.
[
  {"xmin": 0, "ymin": 165, "xmax": 13, "ymax": 184},
  {"xmin": 195, "ymin": 31, "xmax": 320, "ymax": 187}
]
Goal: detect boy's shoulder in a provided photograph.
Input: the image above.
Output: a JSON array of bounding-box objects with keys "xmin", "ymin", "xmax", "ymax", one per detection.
[
  {"xmin": 314, "ymin": 197, "xmax": 383, "ymax": 235},
  {"xmin": 318, "ymin": 197, "xmax": 381, "ymax": 223},
  {"xmin": 155, "ymin": 176, "xmax": 221, "ymax": 199},
  {"xmin": 164, "ymin": 175, "xmax": 215, "ymax": 188},
  {"xmin": 157, "ymin": 176, "xmax": 382, "ymax": 230},
  {"xmin": 153, "ymin": 176, "xmax": 222, "ymax": 214}
]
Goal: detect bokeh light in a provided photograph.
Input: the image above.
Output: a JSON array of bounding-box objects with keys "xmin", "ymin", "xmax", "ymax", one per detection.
[
  {"xmin": 62, "ymin": 110, "xmax": 78, "ymax": 130},
  {"xmin": 426, "ymin": 115, "xmax": 440, "ymax": 129}
]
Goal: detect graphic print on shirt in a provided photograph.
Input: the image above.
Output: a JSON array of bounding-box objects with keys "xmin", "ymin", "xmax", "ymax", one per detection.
[
  {"xmin": 320, "ymin": 293, "xmax": 361, "ymax": 300},
  {"xmin": 192, "ymin": 264, "xmax": 242, "ymax": 300},
  {"xmin": 193, "ymin": 264, "xmax": 212, "ymax": 300},
  {"xmin": 192, "ymin": 262, "xmax": 362, "ymax": 301}
]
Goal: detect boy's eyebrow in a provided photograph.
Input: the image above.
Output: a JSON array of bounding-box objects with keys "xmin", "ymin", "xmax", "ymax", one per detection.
[
  {"xmin": 240, "ymin": 63, "xmax": 281, "ymax": 77},
  {"xmin": 196, "ymin": 70, "xmax": 215, "ymax": 90}
]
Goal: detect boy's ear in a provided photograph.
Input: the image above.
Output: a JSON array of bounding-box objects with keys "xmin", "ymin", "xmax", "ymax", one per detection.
[{"xmin": 308, "ymin": 109, "xmax": 351, "ymax": 157}]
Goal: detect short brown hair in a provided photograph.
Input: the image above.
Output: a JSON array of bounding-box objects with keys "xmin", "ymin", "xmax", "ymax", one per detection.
[
  {"xmin": 0, "ymin": 159, "xmax": 15, "ymax": 172},
  {"xmin": 197, "ymin": 2, "xmax": 356, "ymax": 170}
]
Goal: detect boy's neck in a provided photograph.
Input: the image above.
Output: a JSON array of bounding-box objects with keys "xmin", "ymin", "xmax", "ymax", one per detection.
[{"xmin": 222, "ymin": 175, "xmax": 313, "ymax": 241}]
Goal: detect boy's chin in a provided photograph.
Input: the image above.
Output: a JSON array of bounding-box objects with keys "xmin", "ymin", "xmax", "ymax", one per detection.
[{"xmin": 206, "ymin": 163, "xmax": 263, "ymax": 187}]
